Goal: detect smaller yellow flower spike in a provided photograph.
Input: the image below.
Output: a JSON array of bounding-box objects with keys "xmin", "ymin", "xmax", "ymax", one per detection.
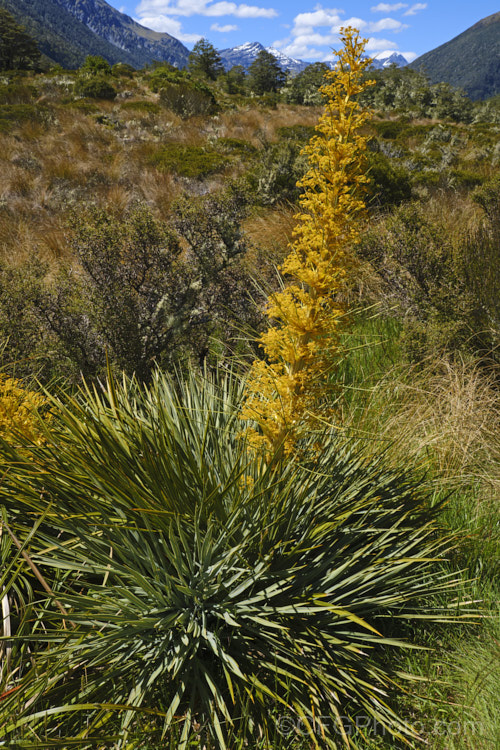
[
  {"xmin": 0, "ymin": 374, "xmax": 50, "ymax": 446},
  {"xmin": 241, "ymin": 27, "xmax": 375, "ymax": 458}
]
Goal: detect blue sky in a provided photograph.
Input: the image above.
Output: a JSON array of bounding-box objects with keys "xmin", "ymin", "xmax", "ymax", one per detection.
[{"xmin": 114, "ymin": 0, "xmax": 499, "ymax": 62}]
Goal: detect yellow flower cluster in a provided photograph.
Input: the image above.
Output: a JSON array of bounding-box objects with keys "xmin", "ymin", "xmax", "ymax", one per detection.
[
  {"xmin": 241, "ymin": 28, "xmax": 375, "ymax": 457},
  {"xmin": 0, "ymin": 374, "xmax": 49, "ymax": 446}
]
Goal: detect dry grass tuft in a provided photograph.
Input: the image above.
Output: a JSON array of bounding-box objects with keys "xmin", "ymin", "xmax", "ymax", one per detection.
[
  {"xmin": 35, "ymin": 218, "xmax": 70, "ymax": 263},
  {"xmin": 350, "ymin": 357, "xmax": 498, "ymax": 475},
  {"xmin": 346, "ymin": 355, "xmax": 500, "ymax": 524}
]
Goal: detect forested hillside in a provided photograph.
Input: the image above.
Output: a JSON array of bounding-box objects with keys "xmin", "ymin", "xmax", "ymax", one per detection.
[
  {"xmin": 0, "ymin": 37, "xmax": 499, "ymax": 749},
  {"xmin": 0, "ymin": 0, "xmax": 141, "ymax": 68},
  {"xmin": 0, "ymin": 0, "xmax": 189, "ymax": 69},
  {"xmin": 409, "ymin": 11, "xmax": 500, "ymax": 100}
]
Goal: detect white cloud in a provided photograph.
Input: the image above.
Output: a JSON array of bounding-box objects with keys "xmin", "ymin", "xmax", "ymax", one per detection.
[
  {"xmin": 368, "ymin": 17, "xmax": 408, "ymax": 32},
  {"xmin": 365, "ymin": 37, "xmax": 398, "ymax": 50},
  {"xmin": 136, "ymin": 0, "xmax": 277, "ymax": 19},
  {"xmin": 211, "ymin": 22, "xmax": 238, "ymax": 30},
  {"xmin": 403, "ymin": 3, "xmax": 427, "ymax": 15},
  {"xmin": 134, "ymin": 13, "xmax": 202, "ymax": 41},
  {"xmin": 341, "ymin": 16, "xmax": 367, "ymax": 31},
  {"xmin": 371, "ymin": 3, "xmax": 408, "ymax": 11},
  {"xmin": 277, "ymin": 40, "xmax": 329, "ymax": 59},
  {"xmin": 204, "ymin": 2, "xmax": 277, "ymax": 17},
  {"xmin": 286, "ymin": 8, "xmax": 406, "ymax": 38},
  {"xmin": 137, "ymin": 0, "xmax": 205, "ymax": 17},
  {"xmin": 273, "ymin": 6, "xmax": 411, "ymax": 63},
  {"xmin": 291, "ymin": 8, "xmax": 343, "ymax": 33}
]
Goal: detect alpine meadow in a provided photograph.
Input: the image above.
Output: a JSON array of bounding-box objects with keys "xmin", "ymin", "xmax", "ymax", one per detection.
[{"xmin": 0, "ymin": 12, "xmax": 499, "ymax": 750}]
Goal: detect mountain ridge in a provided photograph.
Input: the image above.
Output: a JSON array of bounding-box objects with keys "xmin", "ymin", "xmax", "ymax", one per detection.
[
  {"xmin": 409, "ymin": 11, "xmax": 500, "ymax": 100},
  {"xmin": 219, "ymin": 42, "xmax": 409, "ymax": 74},
  {"xmin": 0, "ymin": 0, "xmax": 189, "ymax": 69},
  {"xmin": 3, "ymin": 0, "xmax": 497, "ymax": 101},
  {"xmin": 53, "ymin": 0, "xmax": 189, "ymax": 67}
]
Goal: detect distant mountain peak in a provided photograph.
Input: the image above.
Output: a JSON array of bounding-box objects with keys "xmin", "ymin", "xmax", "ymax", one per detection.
[
  {"xmin": 221, "ymin": 41, "xmax": 313, "ymax": 74},
  {"xmin": 230, "ymin": 42, "xmax": 265, "ymax": 53},
  {"xmin": 219, "ymin": 42, "xmax": 408, "ymax": 74},
  {"xmin": 375, "ymin": 52, "xmax": 409, "ymax": 68}
]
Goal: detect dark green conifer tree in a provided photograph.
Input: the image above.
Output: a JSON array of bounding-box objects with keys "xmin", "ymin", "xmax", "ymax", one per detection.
[
  {"xmin": 0, "ymin": 8, "xmax": 39, "ymax": 71},
  {"xmin": 188, "ymin": 38, "xmax": 224, "ymax": 80},
  {"xmin": 247, "ymin": 49, "xmax": 286, "ymax": 94}
]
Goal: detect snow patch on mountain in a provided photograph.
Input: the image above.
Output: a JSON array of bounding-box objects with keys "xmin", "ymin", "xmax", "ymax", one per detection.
[{"xmin": 219, "ymin": 42, "xmax": 408, "ymax": 74}]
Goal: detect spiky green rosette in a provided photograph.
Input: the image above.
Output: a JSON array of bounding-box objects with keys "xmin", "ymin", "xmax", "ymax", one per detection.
[{"xmin": 0, "ymin": 369, "xmax": 467, "ymax": 749}]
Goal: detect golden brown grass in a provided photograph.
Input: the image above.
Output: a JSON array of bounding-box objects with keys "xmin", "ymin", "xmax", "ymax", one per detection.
[
  {"xmin": 345, "ymin": 355, "xmax": 500, "ymax": 520},
  {"xmin": 219, "ymin": 104, "xmax": 320, "ymax": 146}
]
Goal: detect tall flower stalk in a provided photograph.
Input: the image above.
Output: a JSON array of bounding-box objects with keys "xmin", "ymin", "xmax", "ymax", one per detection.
[{"xmin": 241, "ymin": 28, "xmax": 375, "ymax": 456}]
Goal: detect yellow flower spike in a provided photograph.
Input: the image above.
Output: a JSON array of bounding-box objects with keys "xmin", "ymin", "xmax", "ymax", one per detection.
[{"xmin": 241, "ymin": 27, "xmax": 375, "ymax": 458}]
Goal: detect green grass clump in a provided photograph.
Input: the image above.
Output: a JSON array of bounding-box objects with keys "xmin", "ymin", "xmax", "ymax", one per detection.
[
  {"xmin": 119, "ymin": 99, "xmax": 161, "ymax": 114},
  {"xmin": 0, "ymin": 82, "xmax": 36, "ymax": 104},
  {"xmin": 449, "ymin": 168, "xmax": 484, "ymax": 188},
  {"xmin": 216, "ymin": 136, "xmax": 258, "ymax": 157},
  {"xmin": 275, "ymin": 124, "xmax": 316, "ymax": 142},
  {"xmin": 149, "ymin": 143, "xmax": 228, "ymax": 178}
]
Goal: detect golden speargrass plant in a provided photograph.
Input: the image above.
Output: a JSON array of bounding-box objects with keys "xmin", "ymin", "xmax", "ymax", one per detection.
[
  {"xmin": 241, "ymin": 28, "xmax": 375, "ymax": 456},
  {"xmin": 0, "ymin": 374, "xmax": 49, "ymax": 446}
]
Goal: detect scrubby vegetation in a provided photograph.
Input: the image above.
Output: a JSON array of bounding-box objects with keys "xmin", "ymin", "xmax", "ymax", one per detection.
[{"xmin": 0, "ymin": 30, "xmax": 498, "ymax": 750}]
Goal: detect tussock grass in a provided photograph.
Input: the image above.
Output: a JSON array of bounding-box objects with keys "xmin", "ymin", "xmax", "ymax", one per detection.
[{"xmin": 346, "ymin": 355, "xmax": 499, "ymax": 478}]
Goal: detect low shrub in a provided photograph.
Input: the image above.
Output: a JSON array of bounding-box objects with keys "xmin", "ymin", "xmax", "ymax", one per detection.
[
  {"xmin": 0, "ymin": 257, "xmax": 57, "ymax": 381},
  {"xmin": 0, "ymin": 81, "xmax": 35, "ymax": 104},
  {"xmin": 216, "ymin": 136, "xmax": 258, "ymax": 158},
  {"xmin": 159, "ymin": 80, "xmax": 217, "ymax": 119},
  {"xmin": 411, "ymin": 168, "xmax": 444, "ymax": 189},
  {"xmin": 249, "ymin": 140, "xmax": 307, "ymax": 205},
  {"xmin": 275, "ymin": 124, "xmax": 316, "ymax": 142},
  {"xmin": 74, "ymin": 75, "xmax": 117, "ymax": 100},
  {"xmin": 61, "ymin": 98, "xmax": 99, "ymax": 113},
  {"xmin": 449, "ymin": 168, "xmax": 483, "ymax": 189},
  {"xmin": 146, "ymin": 65, "xmax": 187, "ymax": 93},
  {"xmin": 112, "ymin": 62, "xmax": 136, "ymax": 78},
  {"xmin": 367, "ymin": 150, "xmax": 412, "ymax": 206},
  {"xmin": 0, "ymin": 194, "xmax": 257, "ymax": 384},
  {"xmin": 371, "ymin": 118, "xmax": 408, "ymax": 141},
  {"xmin": 472, "ymin": 172, "xmax": 500, "ymax": 220},
  {"xmin": 357, "ymin": 201, "xmax": 500, "ymax": 363}
]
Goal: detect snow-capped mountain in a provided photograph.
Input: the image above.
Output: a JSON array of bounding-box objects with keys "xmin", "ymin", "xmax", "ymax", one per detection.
[
  {"xmin": 219, "ymin": 42, "xmax": 408, "ymax": 75},
  {"xmin": 369, "ymin": 53, "xmax": 409, "ymax": 69},
  {"xmin": 219, "ymin": 42, "xmax": 308, "ymax": 74},
  {"xmin": 265, "ymin": 46, "xmax": 309, "ymax": 74}
]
